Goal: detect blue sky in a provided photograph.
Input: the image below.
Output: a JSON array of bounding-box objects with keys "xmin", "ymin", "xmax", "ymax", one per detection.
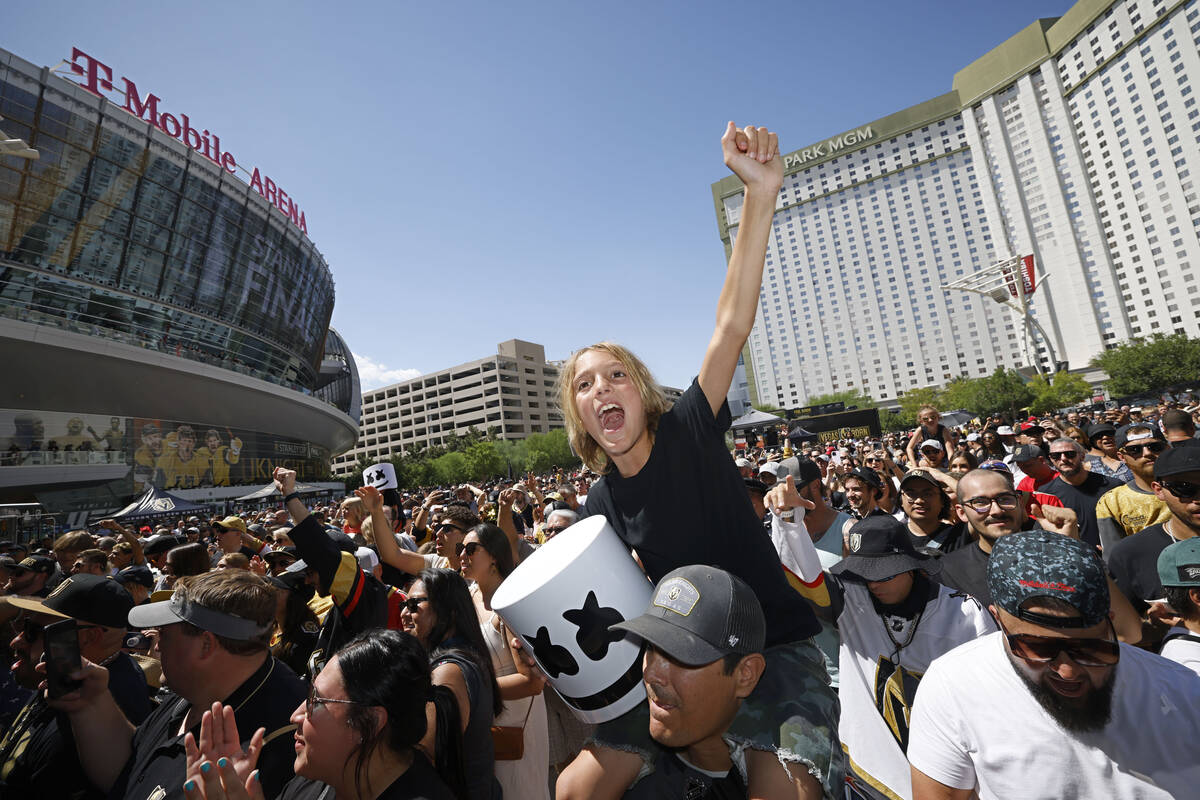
[{"xmin": 9, "ymin": 0, "xmax": 1073, "ymax": 391}]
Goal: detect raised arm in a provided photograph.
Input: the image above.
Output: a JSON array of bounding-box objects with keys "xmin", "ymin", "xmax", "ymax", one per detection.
[
  {"xmin": 358, "ymin": 485, "xmax": 427, "ymax": 576},
  {"xmin": 697, "ymin": 123, "xmax": 784, "ymax": 416}
]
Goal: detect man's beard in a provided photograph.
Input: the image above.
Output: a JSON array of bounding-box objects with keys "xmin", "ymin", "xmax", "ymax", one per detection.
[{"xmin": 1008, "ymin": 654, "xmax": 1116, "ymax": 732}]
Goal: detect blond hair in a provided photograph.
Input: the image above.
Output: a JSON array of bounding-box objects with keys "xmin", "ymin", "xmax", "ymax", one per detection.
[{"xmin": 558, "ymin": 342, "xmax": 671, "ymax": 473}]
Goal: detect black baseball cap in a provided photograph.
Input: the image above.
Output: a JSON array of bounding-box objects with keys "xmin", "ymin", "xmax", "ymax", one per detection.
[
  {"xmin": 1088, "ymin": 422, "xmax": 1116, "ymax": 439},
  {"xmin": 742, "ymin": 478, "xmax": 768, "ymax": 496},
  {"xmin": 987, "ymin": 529, "xmax": 1108, "ymax": 629},
  {"xmin": 1010, "ymin": 444, "xmax": 1043, "ymax": 463},
  {"xmin": 7, "ymin": 555, "xmax": 56, "ymax": 575},
  {"xmin": 847, "ymin": 466, "xmax": 883, "ymax": 490},
  {"xmin": 899, "ymin": 469, "xmax": 940, "ymax": 490},
  {"xmin": 1116, "ymin": 424, "xmax": 1163, "ymax": 449},
  {"xmin": 1154, "ymin": 445, "xmax": 1200, "ymax": 480},
  {"xmin": 263, "ymin": 546, "xmax": 299, "ymax": 563},
  {"xmin": 610, "ymin": 565, "xmax": 765, "ymax": 667},
  {"xmin": 7, "ymin": 574, "xmax": 134, "ymax": 628},
  {"xmin": 142, "ymin": 535, "xmax": 179, "ymax": 556},
  {"xmin": 830, "ymin": 515, "xmax": 941, "ymax": 582},
  {"xmin": 114, "ymin": 564, "xmax": 155, "ymax": 589}
]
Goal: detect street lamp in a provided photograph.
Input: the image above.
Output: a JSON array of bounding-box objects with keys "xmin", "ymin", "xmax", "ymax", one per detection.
[{"xmin": 941, "ymin": 255, "xmax": 1060, "ymax": 376}]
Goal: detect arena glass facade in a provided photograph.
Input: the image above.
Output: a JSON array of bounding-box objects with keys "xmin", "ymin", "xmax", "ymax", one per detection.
[{"xmin": 0, "ymin": 47, "xmax": 360, "ymax": 520}]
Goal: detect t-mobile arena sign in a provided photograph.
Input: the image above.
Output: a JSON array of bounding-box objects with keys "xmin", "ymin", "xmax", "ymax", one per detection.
[{"xmin": 67, "ymin": 47, "xmax": 309, "ymax": 235}]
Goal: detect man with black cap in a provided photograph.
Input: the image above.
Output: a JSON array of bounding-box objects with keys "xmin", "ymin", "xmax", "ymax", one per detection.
[
  {"xmin": 1095, "ymin": 424, "xmax": 1171, "ymax": 549},
  {"xmin": 1105, "ymin": 446, "xmax": 1200, "ymax": 629},
  {"xmin": 767, "ymin": 480, "xmax": 993, "ymax": 800},
  {"xmin": 898, "ymin": 469, "xmax": 969, "ymax": 555},
  {"xmin": 842, "ymin": 465, "xmax": 885, "ymax": 525},
  {"xmin": 605, "ymin": 564, "xmax": 767, "ymax": 798},
  {"xmin": 1010, "ymin": 444, "xmax": 1057, "ymax": 492},
  {"xmin": 114, "ymin": 564, "xmax": 155, "ymax": 605},
  {"xmin": 46, "ymin": 569, "xmax": 304, "ymax": 800},
  {"xmin": 1, "ymin": 574, "xmax": 150, "ymax": 799},
  {"xmin": 1, "ymin": 554, "xmax": 56, "ymax": 597},
  {"xmin": 908, "ymin": 529, "xmax": 1200, "ymax": 799}
]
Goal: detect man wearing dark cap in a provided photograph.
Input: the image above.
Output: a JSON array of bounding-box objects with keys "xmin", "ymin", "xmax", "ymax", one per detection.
[
  {"xmin": 604, "ymin": 565, "xmax": 766, "ymax": 798},
  {"xmin": 766, "ymin": 482, "xmax": 993, "ymax": 800},
  {"xmin": 114, "ymin": 564, "xmax": 155, "ymax": 605},
  {"xmin": 1156, "ymin": 538, "xmax": 1200, "ymax": 676},
  {"xmin": 898, "ymin": 469, "xmax": 969, "ymax": 554},
  {"xmin": 1010, "ymin": 444, "xmax": 1057, "ymax": 492},
  {"xmin": 47, "ymin": 569, "xmax": 305, "ymax": 800},
  {"xmin": 843, "ymin": 465, "xmax": 885, "ymax": 524},
  {"xmin": 1, "ymin": 574, "xmax": 150, "ymax": 799},
  {"xmin": 1105, "ymin": 446, "xmax": 1200, "ymax": 633},
  {"xmin": 2, "ymin": 555, "xmax": 57, "ymax": 597},
  {"xmin": 1095, "ymin": 424, "xmax": 1171, "ymax": 548},
  {"xmin": 908, "ymin": 529, "xmax": 1200, "ymax": 799}
]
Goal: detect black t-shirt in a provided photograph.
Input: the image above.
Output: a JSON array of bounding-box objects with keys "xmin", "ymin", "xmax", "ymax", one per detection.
[
  {"xmin": 935, "ymin": 542, "xmax": 993, "ymax": 607},
  {"xmin": 1105, "ymin": 522, "xmax": 1175, "ymax": 615},
  {"xmin": 0, "ymin": 652, "xmax": 149, "ymax": 800},
  {"xmin": 582, "ymin": 379, "xmax": 820, "ymax": 646},
  {"xmin": 1043, "ymin": 473, "xmax": 1123, "ymax": 547},
  {"xmin": 278, "ymin": 752, "xmax": 455, "ymax": 800},
  {"xmin": 110, "ymin": 655, "xmax": 305, "ymax": 800},
  {"xmin": 905, "ymin": 521, "xmax": 970, "ymax": 556},
  {"xmin": 622, "ymin": 751, "xmax": 746, "ymax": 799}
]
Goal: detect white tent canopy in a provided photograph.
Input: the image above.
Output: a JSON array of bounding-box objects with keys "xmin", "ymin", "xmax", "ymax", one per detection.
[{"xmin": 731, "ymin": 408, "xmax": 784, "ymax": 432}]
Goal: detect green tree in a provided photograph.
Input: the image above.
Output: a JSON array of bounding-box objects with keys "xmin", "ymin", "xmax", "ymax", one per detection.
[
  {"xmin": 1028, "ymin": 371, "xmax": 1094, "ymax": 415},
  {"xmin": 1090, "ymin": 333, "xmax": 1200, "ymax": 397},
  {"xmin": 463, "ymin": 441, "xmax": 507, "ymax": 481},
  {"xmin": 430, "ymin": 451, "xmax": 470, "ymax": 485},
  {"xmin": 977, "ymin": 368, "xmax": 1035, "ymax": 420},
  {"xmin": 897, "ymin": 387, "xmax": 943, "ymax": 424},
  {"xmin": 938, "ymin": 375, "xmax": 989, "ymax": 418},
  {"xmin": 525, "ymin": 429, "xmax": 578, "ymax": 470},
  {"xmin": 880, "ymin": 410, "xmax": 908, "ymax": 433}
]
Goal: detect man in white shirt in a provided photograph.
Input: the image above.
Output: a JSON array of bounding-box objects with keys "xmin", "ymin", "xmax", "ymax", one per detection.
[{"xmin": 907, "ymin": 529, "xmax": 1200, "ymax": 799}]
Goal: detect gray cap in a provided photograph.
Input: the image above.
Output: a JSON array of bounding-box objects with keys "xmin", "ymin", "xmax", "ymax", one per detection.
[
  {"xmin": 610, "ymin": 565, "xmax": 764, "ymax": 667},
  {"xmin": 128, "ymin": 588, "xmax": 274, "ymax": 640}
]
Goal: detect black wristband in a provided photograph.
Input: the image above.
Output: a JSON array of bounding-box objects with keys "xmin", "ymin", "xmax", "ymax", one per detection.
[{"xmin": 282, "ymin": 491, "xmax": 302, "ymax": 505}]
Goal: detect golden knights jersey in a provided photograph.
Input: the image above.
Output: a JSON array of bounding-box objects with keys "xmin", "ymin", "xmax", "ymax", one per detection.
[{"xmin": 837, "ymin": 580, "xmax": 995, "ymax": 800}]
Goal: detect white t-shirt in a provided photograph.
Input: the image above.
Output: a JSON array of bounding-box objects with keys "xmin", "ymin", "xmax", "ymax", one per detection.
[
  {"xmin": 1159, "ymin": 627, "xmax": 1200, "ymax": 678},
  {"xmin": 908, "ymin": 631, "xmax": 1200, "ymax": 799}
]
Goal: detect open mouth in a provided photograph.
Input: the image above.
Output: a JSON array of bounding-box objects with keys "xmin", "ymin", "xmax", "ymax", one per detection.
[
  {"xmin": 598, "ymin": 403, "xmax": 625, "ymax": 434},
  {"xmin": 1045, "ymin": 673, "xmax": 1087, "ymax": 697}
]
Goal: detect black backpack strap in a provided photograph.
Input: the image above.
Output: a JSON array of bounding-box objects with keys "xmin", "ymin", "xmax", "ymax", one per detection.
[{"xmin": 1159, "ymin": 630, "xmax": 1200, "ymax": 652}]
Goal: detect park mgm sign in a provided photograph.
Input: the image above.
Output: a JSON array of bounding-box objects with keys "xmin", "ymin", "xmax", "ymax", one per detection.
[{"xmin": 782, "ymin": 125, "xmax": 875, "ymax": 170}]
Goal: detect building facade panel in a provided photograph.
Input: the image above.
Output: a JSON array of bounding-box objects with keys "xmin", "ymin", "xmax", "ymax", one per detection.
[{"xmin": 715, "ymin": 0, "xmax": 1200, "ymax": 409}]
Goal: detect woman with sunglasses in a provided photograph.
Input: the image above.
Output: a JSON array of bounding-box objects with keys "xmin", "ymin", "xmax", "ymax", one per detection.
[
  {"xmin": 180, "ymin": 630, "xmax": 460, "ymax": 800},
  {"xmin": 460, "ymin": 524, "xmax": 551, "ymax": 800},
  {"xmin": 401, "ymin": 567, "xmax": 502, "ymax": 800},
  {"xmin": 1084, "ymin": 423, "xmax": 1131, "ymax": 482}
]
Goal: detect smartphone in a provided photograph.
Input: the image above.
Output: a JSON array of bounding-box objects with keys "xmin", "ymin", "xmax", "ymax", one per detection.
[{"xmin": 43, "ymin": 618, "xmax": 83, "ymax": 699}]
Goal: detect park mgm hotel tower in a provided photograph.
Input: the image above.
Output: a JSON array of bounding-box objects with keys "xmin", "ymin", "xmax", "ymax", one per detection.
[{"xmin": 714, "ymin": 0, "xmax": 1200, "ymax": 410}]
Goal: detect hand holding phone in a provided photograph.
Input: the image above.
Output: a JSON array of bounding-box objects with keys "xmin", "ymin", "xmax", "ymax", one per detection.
[{"xmin": 43, "ymin": 619, "xmax": 83, "ymax": 699}]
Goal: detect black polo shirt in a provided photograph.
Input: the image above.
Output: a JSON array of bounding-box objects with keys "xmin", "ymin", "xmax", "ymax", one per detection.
[
  {"xmin": 1042, "ymin": 472, "xmax": 1122, "ymax": 547},
  {"xmin": 1105, "ymin": 522, "xmax": 1176, "ymax": 615},
  {"xmin": 0, "ymin": 652, "xmax": 149, "ymax": 800},
  {"xmin": 110, "ymin": 655, "xmax": 304, "ymax": 800}
]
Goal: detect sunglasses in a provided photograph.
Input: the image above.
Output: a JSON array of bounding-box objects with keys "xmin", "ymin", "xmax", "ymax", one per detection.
[
  {"xmin": 960, "ymin": 492, "xmax": 1020, "ymax": 514},
  {"xmin": 306, "ymin": 681, "xmax": 371, "ymax": 718},
  {"xmin": 436, "ymin": 523, "xmax": 466, "ymax": 535},
  {"xmin": 1161, "ymin": 480, "xmax": 1200, "ymax": 501},
  {"xmin": 401, "ymin": 595, "xmax": 429, "ymax": 613},
  {"xmin": 1047, "ymin": 451, "xmax": 1079, "ymax": 462},
  {"xmin": 461, "ymin": 542, "xmax": 483, "ymax": 558},
  {"xmin": 1002, "ymin": 620, "xmax": 1120, "ymax": 667},
  {"xmin": 1122, "ymin": 442, "xmax": 1166, "ymax": 457},
  {"xmin": 544, "ymin": 525, "xmax": 569, "ymax": 536}
]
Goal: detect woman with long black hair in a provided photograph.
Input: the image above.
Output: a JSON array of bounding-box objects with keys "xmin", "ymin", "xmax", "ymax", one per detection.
[
  {"xmin": 402, "ymin": 567, "xmax": 502, "ymax": 800},
  {"xmin": 180, "ymin": 629, "xmax": 460, "ymax": 800}
]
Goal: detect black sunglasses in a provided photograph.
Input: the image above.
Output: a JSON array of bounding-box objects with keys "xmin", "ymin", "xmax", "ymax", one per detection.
[
  {"xmin": 436, "ymin": 523, "xmax": 466, "ymax": 535},
  {"xmin": 1122, "ymin": 442, "xmax": 1166, "ymax": 457},
  {"xmin": 1047, "ymin": 451, "xmax": 1079, "ymax": 461},
  {"xmin": 1001, "ymin": 619, "xmax": 1120, "ymax": 667},
  {"xmin": 402, "ymin": 595, "xmax": 429, "ymax": 613},
  {"xmin": 1162, "ymin": 480, "xmax": 1200, "ymax": 501},
  {"xmin": 461, "ymin": 542, "xmax": 483, "ymax": 557}
]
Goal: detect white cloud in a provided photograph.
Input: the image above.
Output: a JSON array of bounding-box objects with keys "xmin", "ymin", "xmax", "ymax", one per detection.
[{"xmin": 353, "ymin": 352, "xmax": 422, "ymax": 391}]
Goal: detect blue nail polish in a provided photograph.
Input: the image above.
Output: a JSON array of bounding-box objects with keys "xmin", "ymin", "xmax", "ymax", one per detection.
[
  {"xmin": 200, "ymin": 762, "xmax": 211, "ymax": 774},
  {"xmin": 253, "ymin": 771, "xmax": 261, "ymax": 783},
  {"xmin": 185, "ymin": 780, "xmax": 196, "ymax": 792},
  {"xmin": 218, "ymin": 758, "xmax": 228, "ymax": 768}
]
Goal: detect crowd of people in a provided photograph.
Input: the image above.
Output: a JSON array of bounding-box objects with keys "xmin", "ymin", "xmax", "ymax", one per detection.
[{"xmin": 2, "ymin": 123, "xmax": 1200, "ymax": 799}]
